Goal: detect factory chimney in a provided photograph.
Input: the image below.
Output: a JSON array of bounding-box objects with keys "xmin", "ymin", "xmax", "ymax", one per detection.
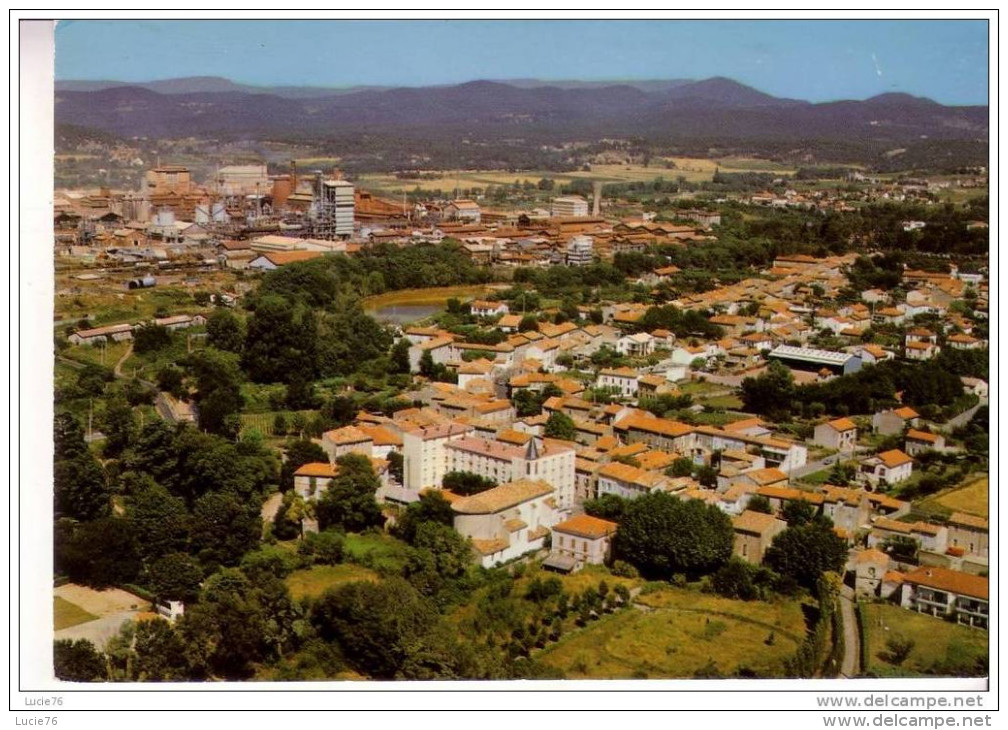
[{"xmin": 592, "ymin": 182, "xmax": 602, "ymax": 217}]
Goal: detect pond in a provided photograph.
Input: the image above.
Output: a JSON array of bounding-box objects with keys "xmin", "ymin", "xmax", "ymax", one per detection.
[{"xmin": 367, "ymin": 303, "xmax": 443, "ymax": 324}]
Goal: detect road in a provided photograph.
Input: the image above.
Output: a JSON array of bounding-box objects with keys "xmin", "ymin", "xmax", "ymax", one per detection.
[
  {"xmin": 113, "ymin": 342, "xmax": 133, "ymax": 377},
  {"xmin": 838, "ymin": 585, "xmax": 860, "ymax": 678},
  {"xmin": 940, "ymin": 397, "xmax": 987, "ymax": 432},
  {"xmin": 789, "ymin": 447, "xmax": 868, "ymax": 480}
]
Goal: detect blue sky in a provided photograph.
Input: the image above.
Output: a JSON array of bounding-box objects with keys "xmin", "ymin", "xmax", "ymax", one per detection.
[{"xmin": 55, "ymin": 19, "xmax": 989, "ymax": 104}]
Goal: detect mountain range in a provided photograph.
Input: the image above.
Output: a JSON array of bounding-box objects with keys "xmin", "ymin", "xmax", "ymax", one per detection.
[{"xmin": 54, "ymin": 76, "xmax": 988, "ymax": 144}]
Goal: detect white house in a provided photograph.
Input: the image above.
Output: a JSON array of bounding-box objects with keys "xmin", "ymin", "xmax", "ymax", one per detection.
[
  {"xmin": 451, "ymin": 478, "xmax": 560, "ymax": 568},
  {"xmin": 293, "ymin": 462, "xmax": 339, "ymax": 501},
  {"xmin": 470, "ymin": 300, "xmax": 509, "ymax": 318},
  {"xmin": 596, "ymin": 367, "xmax": 639, "ymax": 398},
  {"xmin": 616, "ymin": 332, "xmax": 656, "ymax": 357},
  {"xmin": 898, "ymin": 566, "xmax": 988, "ymax": 629},
  {"xmin": 860, "ymin": 449, "xmax": 913, "ymax": 487}
]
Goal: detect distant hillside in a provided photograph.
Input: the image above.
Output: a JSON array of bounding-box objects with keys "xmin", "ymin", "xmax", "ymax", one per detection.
[{"xmin": 54, "ymin": 76, "xmax": 988, "ymax": 148}]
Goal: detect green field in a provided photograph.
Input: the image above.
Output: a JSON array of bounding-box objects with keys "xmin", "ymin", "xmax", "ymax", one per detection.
[
  {"xmin": 917, "ymin": 475, "xmax": 988, "ymax": 519},
  {"xmin": 54, "ymin": 596, "xmax": 98, "ymax": 631},
  {"xmin": 538, "ymin": 586, "xmax": 807, "ymax": 679},
  {"xmin": 342, "ymin": 532, "xmax": 412, "ymax": 574},
  {"xmin": 285, "ymin": 563, "xmax": 381, "ymax": 601},
  {"xmin": 862, "ymin": 603, "xmax": 987, "ymax": 677},
  {"xmin": 356, "ymin": 157, "xmax": 792, "ymax": 196},
  {"xmin": 699, "ymin": 394, "xmax": 745, "ymax": 410},
  {"xmin": 362, "ymin": 285, "xmax": 499, "ymax": 311}
]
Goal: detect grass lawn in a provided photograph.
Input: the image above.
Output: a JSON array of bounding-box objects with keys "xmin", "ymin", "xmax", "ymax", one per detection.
[
  {"xmin": 917, "ymin": 475, "xmax": 988, "ymax": 519},
  {"xmin": 698, "ymin": 394, "xmax": 744, "ymax": 410},
  {"xmin": 54, "ymin": 596, "xmax": 98, "ymax": 630},
  {"xmin": 538, "ymin": 586, "xmax": 807, "ymax": 679},
  {"xmin": 862, "ymin": 603, "xmax": 988, "ymax": 677},
  {"xmin": 60, "ymin": 341, "xmax": 132, "ymax": 370},
  {"xmin": 342, "ymin": 532, "xmax": 412, "ymax": 573},
  {"xmin": 285, "ymin": 563, "xmax": 381, "ymax": 601},
  {"xmin": 797, "ymin": 468, "xmax": 834, "ymax": 486}
]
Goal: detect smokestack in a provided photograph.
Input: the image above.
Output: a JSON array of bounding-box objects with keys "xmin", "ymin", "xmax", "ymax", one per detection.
[
  {"xmin": 291, "ymin": 160, "xmax": 297, "ymax": 190},
  {"xmin": 592, "ymin": 182, "xmax": 602, "ymax": 217}
]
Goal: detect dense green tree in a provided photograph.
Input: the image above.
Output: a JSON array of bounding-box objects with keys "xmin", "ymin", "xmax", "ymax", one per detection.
[
  {"xmin": 765, "ymin": 520, "xmax": 848, "ymax": 590},
  {"xmin": 61, "ymin": 516, "xmax": 141, "ymax": 588},
  {"xmin": 441, "ymin": 471, "xmax": 497, "ymax": 496},
  {"xmin": 666, "ymin": 457, "xmax": 694, "ymax": 478},
  {"xmin": 133, "ymin": 324, "xmax": 173, "ymax": 354},
  {"xmin": 156, "ymin": 365, "xmax": 186, "ymax": 399},
  {"xmin": 76, "ymin": 362, "xmax": 114, "ymax": 397},
  {"xmin": 298, "ymin": 530, "xmax": 345, "ymax": 565},
  {"xmin": 205, "ymin": 309, "xmax": 244, "ymax": 354},
  {"xmin": 393, "ymin": 490, "xmax": 455, "ymax": 544},
  {"xmin": 146, "ymin": 552, "xmax": 204, "ymax": 603},
  {"xmin": 781, "ymin": 499, "xmax": 817, "ymax": 527},
  {"xmin": 182, "ymin": 348, "xmax": 244, "ymax": 437},
  {"xmin": 124, "ymin": 478, "xmax": 189, "ymax": 562},
  {"xmin": 310, "ymin": 578, "xmax": 469, "ymax": 679},
  {"xmin": 544, "ymin": 411, "xmax": 576, "ymax": 441},
  {"xmin": 133, "ymin": 617, "xmax": 189, "ymax": 681},
  {"xmin": 710, "ymin": 557, "xmax": 761, "ymax": 600},
  {"xmin": 583, "ymin": 493, "xmax": 627, "ymax": 522},
  {"xmin": 747, "ymin": 494, "xmax": 773, "ymax": 514},
  {"xmin": 53, "ymin": 639, "xmax": 106, "ymax": 681},
  {"xmin": 315, "ymin": 304, "xmax": 391, "ymax": 378},
  {"xmin": 614, "ymin": 492, "xmax": 734, "ymax": 580},
  {"xmin": 316, "ymin": 454, "xmax": 384, "ymax": 533},
  {"xmin": 190, "ymin": 492, "xmax": 263, "ymax": 570},
  {"xmin": 390, "ymin": 337, "xmax": 412, "ymax": 374},
  {"xmin": 242, "ymin": 295, "xmax": 318, "ymax": 384},
  {"xmin": 54, "ymin": 451, "xmax": 109, "ymax": 521},
  {"xmin": 740, "ymin": 361, "xmax": 796, "ymax": 420},
  {"xmin": 518, "ymin": 315, "xmax": 540, "ymax": 333}
]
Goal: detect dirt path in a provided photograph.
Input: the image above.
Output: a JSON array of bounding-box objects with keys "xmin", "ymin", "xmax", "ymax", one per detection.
[
  {"xmin": 113, "ymin": 341, "xmax": 133, "ymax": 378},
  {"xmin": 839, "ymin": 585, "xmax": 860, "ymax": 678}
]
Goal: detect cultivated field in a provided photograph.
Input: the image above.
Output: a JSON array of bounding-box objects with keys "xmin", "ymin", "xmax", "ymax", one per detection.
[
  {"xmin": 862, "ymin": 603, "xmax": 988, "ymax": 678},
  {"xmin": 917, "ymin": 475, "xmax": 988, "ymax": 519},
  {"xmin": 356, "ymin": 157, "xmax": 795, "ymax": 195},
  {"xmin": 538, "ymin": 586, "xmax": 807, "ymax": 679},
  {"xmin": 362, "ymin": 285, "xmax": 498, "ymax": 311}
]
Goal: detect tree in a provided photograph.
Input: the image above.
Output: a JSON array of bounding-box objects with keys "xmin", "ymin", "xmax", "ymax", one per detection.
[
  {"xmin": 747, "ymin": 494, "xmax": 773, "ymax": 514},
  {"xmin": 740, "ymin": 361, "xmax": 796, "ymax": 420},
  {"xmin": 387, "ymin": 451, "xmax": 404, "ymax": 484},
  {"xmin": 273, "ymin": 490, "xmax": 308, "ymax": 540},
  {"xmin": 242, "ymin": 295, "xmax": 318, "ymax": 384},
  {"xmin": 419, "ymin": 349, "xmax": 436, "ymax": 378},
  {"xmin": 285, "ymin": 370, "xmax": 319, "ymax": 410},
  {"xmin": 54, "ymin": 451, "xmax": 109, "ymax": 521},
  {"xmin": 183, "ymin": 348, "xmax": 244, "ymax": 437},
  {"xmin": 518, "ymin": 315, "xmax": 540, "ymax": 333},
  {"xmin": 133, "ymin": 617, "xmax": 189, "ymax": 681},
  {"xmin": 765, "ymin": 520, "xmax": 849, "ymax": 590},
  {"xmin": 710, "ymin": 557, "xmax": 759, "ymax": 600},
  {"xmin": 76, "ymin": 362, "xmax": 113, "ymax": 397},
  {"xmin": 156, "ymin": 365, "xmax": 186, "ymax": 399},
  {"xmin": 666, "ymin": 457, "xmax": 694, "ymax": 478},
  {"xmin": 53, "ymin": 639, "xmax": 106, "ymax": 681},
  {"xmin": 393, "ymin": 490, "xmax": 455, "ymax": 544},
  {"xmin": 613, "ymin": 492, "xmax": 733, "ymax": 580},
  {"xmin": 206, "ymin": 309, "xmax": 244, "ymax": 354},
  {"xmin": 124, "ymin": 479, "xmax": 189, "ymax": 562},
  {"xmin": 442, "ymin": 471, "xmax": 497, "ymax": 496},
  {"xmin": 147, "ymin": 552, "xmax": 204, "ymax": 603},
  {"xmin": 390, "ymin": 338, "xmax": 412, "ymax": 374},
  {"xmin": 310, "ymin": 578, "xmax": 466, "ymax": 679},
  {"xmin": 544, "ymin": 412, "xmax": 576, "ymax": 441},
  {"xmin": 781, "ymin": 499, "xmax": 817, "ymax": 527},
  {"xmin": 404, "ymin": 522, "xmax": 473, "ymax": 599},
  {"xmin": 316, "ymin": 454, "xmax": 384, "ymax": 533},
  {"xmin": 583, "ymin": 493, "xmax": 627, "ymax": 522},
  {"xmin": 133, "ymin": 324, "xmax": 173, "ymax": 354},
  {"xmin": 190, "ymin": 491, "xmax": 263, "ymax": 570},
  {"xmin": 61, "ymin": 517, "xmax": 141, "ymax": 588}
]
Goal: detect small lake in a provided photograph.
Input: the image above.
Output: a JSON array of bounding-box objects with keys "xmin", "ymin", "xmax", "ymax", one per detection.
[{"xmin": 368, "ymin": 303, "xmax": 443, "ymax": 324}]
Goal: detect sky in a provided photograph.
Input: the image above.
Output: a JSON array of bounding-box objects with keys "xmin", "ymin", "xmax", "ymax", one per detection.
[{"xmin": 54, "ymin": 19, "xmax": 989, "ymax": 105}]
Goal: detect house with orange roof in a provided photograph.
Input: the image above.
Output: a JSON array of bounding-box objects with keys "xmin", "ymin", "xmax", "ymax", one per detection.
[
  {"xmin": 293, "ymin": 462, "xmax": 339, "ymax": 501},
  {"xmin": 597, "ymin": 461, "xmax": 675, "ymax": 500},
  {"xmin": 732, "ymin": 510, "xmax": 787, "ymax": 564},
  {"xmin": 613, "ymin": 411, "xmax": 695, "ymax": 453},
  {"xmin": 904, "ymin": 429, "xmax": 945, "ymax": 456},
  {"xmin": 469, "ymin": 299, "xmax": 508, "ymax": 318},
  {"xmin": 947, "ymin": 333, "xmax": 984, "ymax": 350},
  {"xmin": 872, "ymin": 406, "xmax": 920, "ymax": 435},
  {"xmin": 947, "ymin": 512, "xmax": 988, "ymax": 559},
  {"xmin": 546, "ymin": 514, "xmax": 619, "ymax": 572},
  {"xmin": 860, "ymin": 449, "xmax": 913, "ymax": 487},
  {"xmin": 247, "ymin": 250, "xmax": 324, "ymax": 270},
  {"xmin": 868, "ymin": 517, "xmax": 947, "ymax": 554},
  {"xmin": 859, "ymin": 344, "xmax": 894, "ymax": 365},
  {"xmin": 813, "ymin": 417, "xmax": 858, "ymax": 452},
  {"xmin": 898, "ymin": 566, "xmax": 988, "ymax": 628},
  {"xmin": 321, "ymin": 425, "xmax": 374, "ymax": 462}
]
